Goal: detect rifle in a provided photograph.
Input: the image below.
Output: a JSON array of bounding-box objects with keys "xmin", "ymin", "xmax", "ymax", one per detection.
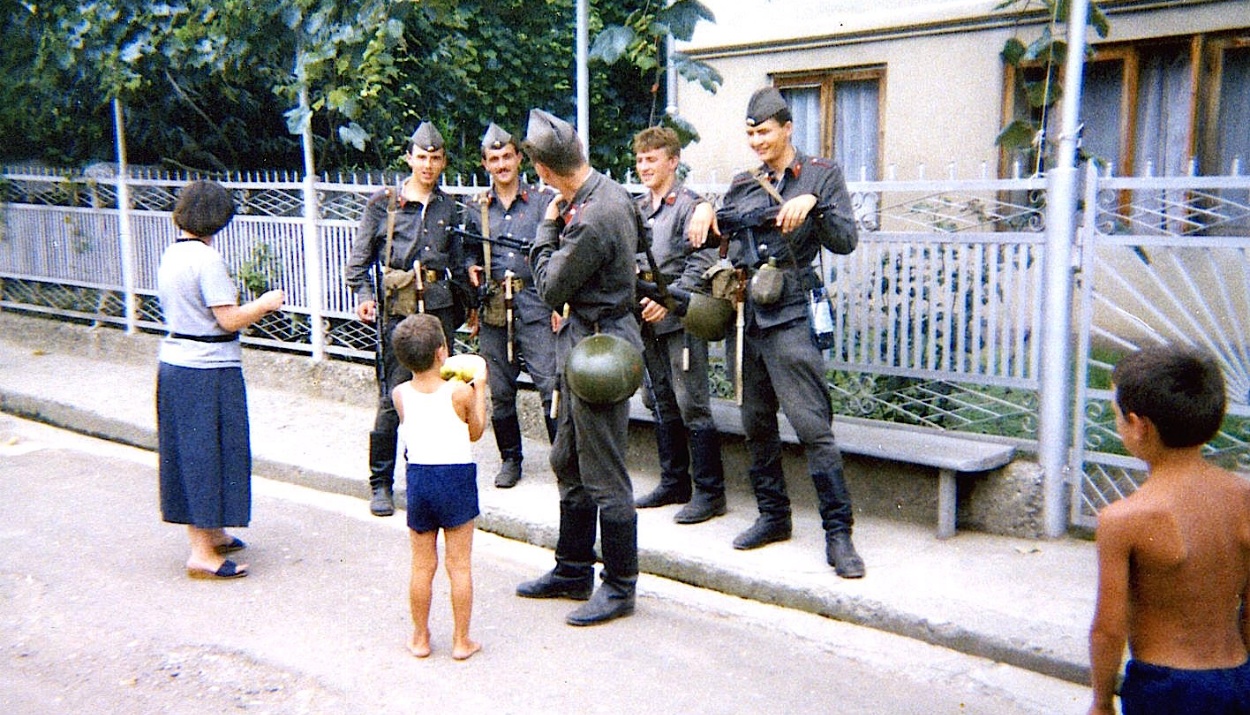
[
  {"xmin": 373, "ymin": 187, "xmax": 398, "ymax": 396},
  {"xmin": 710, "ymin": 202, "xmax": 834, "ymax": 242},
  {"xmin": 371, "ymin": 263, "xmax": 387, "ymax": 396},
  {"xmin": 449, "ymin": 225, "xmax": 530, "ymax": 253}
]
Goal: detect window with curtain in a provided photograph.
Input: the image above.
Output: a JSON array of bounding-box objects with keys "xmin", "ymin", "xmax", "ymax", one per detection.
[
  {"xmin": 775, "ymin": 67, "xmax": 884, "ymax": 181},
  {"xmin": 1004, "ymin": 32, "xmax": 1249, "ymax": 181}
]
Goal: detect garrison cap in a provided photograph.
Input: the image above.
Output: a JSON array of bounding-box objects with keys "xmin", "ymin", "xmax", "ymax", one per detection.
[
  {"xmin": 409, "ymin": 122, "xmax": 445, "ymax": 152},
  {"xmin": 524, "ymin": 109, "xmax": 578, "ymax": 155},
  {"xmin": 481, "ymin": 122, "xmax": 514, "ymax": 153},
  {"xmin": 745, "ymin": 87, "xmax": 790, "ymax": 126}
]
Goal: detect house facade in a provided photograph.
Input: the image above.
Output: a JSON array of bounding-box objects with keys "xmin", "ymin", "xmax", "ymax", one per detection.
[{"xmin": 675, "ymin": 0, "xmax": 1250, "ymax": 182}]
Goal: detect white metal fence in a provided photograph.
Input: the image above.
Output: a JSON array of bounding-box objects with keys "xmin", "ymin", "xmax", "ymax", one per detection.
[{"xmin": 2, "ymin": 164, "xmax": 1247, "ymax": 528}]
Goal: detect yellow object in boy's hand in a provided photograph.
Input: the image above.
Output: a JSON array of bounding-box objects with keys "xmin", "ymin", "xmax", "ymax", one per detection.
[{"xmin": 440, "ymin": 354, "xmax": 485, "ymax": 383}]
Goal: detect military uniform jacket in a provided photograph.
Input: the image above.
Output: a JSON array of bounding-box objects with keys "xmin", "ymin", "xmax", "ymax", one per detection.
[
  {"xmin": 529, "ymin": 171, "xmax": 643, "ymax": 352},
  {"xmin": 344, "ymin": 184, "xmax": 468, "ymax": 310},
  {"xmin": 635, "ymin": 183, "xmax": 717, "ymax": 336},
  {"xmin": 463, "ymin": 182, "xmax": 556, "ymax": 325},
  {"xmin": 720, "ymin": 151, "xmax": 858, "ymax": 331}
]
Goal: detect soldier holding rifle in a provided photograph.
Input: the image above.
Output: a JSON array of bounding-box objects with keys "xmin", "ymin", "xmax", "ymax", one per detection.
[
  {"xmin": 345, "ymin": 122, "xmax": 472, "ymax": 517},
  {"xmin": 712, "ymin": 87, "xmax": 865, "ymax": 578},
  {"xmin": 462, "ymin": 123, "xmax": 560, "ymax": 489}
]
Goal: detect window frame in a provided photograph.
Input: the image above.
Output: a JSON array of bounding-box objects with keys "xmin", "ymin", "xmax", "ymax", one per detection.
[
  {"xmin": 772, "ymin": 65, "xmax": 887, "ymax": 179},
  {"xmin": 999, "ymin": 30, "xmax": 1249, "ymax": 177}
]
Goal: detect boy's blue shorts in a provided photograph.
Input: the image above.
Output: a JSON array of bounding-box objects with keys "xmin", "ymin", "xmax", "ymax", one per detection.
[
  {"xmin": 405, "ymin": 463, "xmax": 479, "ymax": 533},
  {"xmin": 1121, "ymin": 658, "xmax": 1250, "ymax": 715}
]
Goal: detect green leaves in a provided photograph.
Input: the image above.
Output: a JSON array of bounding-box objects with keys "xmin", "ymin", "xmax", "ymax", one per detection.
[{"xmin": 590, "ymin": 25, "xmax": 637, "ymax": 64}]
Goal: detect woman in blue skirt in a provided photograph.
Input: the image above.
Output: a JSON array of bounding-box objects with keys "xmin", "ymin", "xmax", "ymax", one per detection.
[{"xmin": 156, "ymin": 181, "xmax": 284, "ymax": 580}]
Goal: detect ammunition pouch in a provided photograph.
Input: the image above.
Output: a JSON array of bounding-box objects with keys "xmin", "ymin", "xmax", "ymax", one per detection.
[
  {"xmin": 382, "ymin": 266, "xmax": 453, "ymax": 316},
  {"xmin": 481, "ymin": 277, "xmax": 523, "ymax": 327}
]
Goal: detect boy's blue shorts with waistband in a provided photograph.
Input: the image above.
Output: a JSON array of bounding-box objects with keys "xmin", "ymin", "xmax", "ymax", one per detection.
[
  {"xmin": 1121, "ymin": 658, "xmax": 1250, "ymax": 714},
  {"xmin": 405, "ymin": 463, "xmax": 479, "ymax": 533}
]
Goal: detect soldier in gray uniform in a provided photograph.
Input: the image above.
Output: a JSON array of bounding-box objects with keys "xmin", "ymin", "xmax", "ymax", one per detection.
[
  {"xmin": 514, "ymin": 109, "xmax": 644, "ymax": 626},
  {"xmin": 631, "ymin": 126, "xmax": 728, "ymax": 524},
  {"xmin": 345, "ymin": 122, "xmax": 471, "ymax": 517},
  {"xmin": 717, "ymin": 87, "xmax": 866, "ymax": 579},
  {"xmin": 463, "ymin": 123, "xmax": 560, "ymax": 489}
]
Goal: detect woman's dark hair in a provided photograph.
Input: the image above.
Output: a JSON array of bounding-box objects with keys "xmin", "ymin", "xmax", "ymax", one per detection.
[{"xmin": 173, "ymin": 181, "xmax": 236, "ymax": 238}]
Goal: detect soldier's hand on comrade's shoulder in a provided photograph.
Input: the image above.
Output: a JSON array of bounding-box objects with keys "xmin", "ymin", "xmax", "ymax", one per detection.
[
  {"xmin": 776, "ymin": 193, "xmax": 818, "ymax": 234},
  {"xmin": 687, "ymin": 201, "xmax": 715, "ymax": 248}
]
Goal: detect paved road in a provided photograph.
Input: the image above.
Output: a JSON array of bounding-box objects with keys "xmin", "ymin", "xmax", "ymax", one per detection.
[{"xmin": 0, "ymin": 416, "xmax": 1088, "ymax": 714}]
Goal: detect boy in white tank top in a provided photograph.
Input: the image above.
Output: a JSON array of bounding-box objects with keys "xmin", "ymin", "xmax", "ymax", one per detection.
[{"xmin": 391, "ymin": 314, "xmax": 488, "ymax": 660}]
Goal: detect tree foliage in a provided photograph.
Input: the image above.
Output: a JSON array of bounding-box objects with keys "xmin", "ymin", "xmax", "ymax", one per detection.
[{"xmin": 1, "ymin": 0, "xmax": 716, "ymax": 179}]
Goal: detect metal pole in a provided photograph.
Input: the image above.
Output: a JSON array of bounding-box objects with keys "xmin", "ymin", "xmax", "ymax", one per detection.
[
  {"xmin": 299, "ymin": 84, "xmax": 326, "ymax": 361},
  {"xmin": 113, "ymin": 97, "xmax": 137, "ymax": 334},
  {"xmin": 576, "ymin": 0, "xmax": 589, "ymax": 153},
  {"xmin": 1038, "ymin": 0, "xmax": 1090, "ymax": 538},
  {"xmin": 665, "ymin": 34, "xmax": 678, "ymax": 117}
]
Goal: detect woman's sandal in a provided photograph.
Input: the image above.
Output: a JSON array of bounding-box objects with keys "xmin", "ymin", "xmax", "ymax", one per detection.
[{"xmin": 187, "ymin": 559, "xmax": 248, "ymax": 580}]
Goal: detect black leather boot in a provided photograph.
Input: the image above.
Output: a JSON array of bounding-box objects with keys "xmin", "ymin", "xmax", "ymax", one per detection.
[
  {"xmin": 517, "ymin": 505, "xmax": 596, "ymax": 600},
  {"xmin": 732, "ymin": 515, "xmax": 792, "ymax": 550},
  {"xmin": 368, "ymin": 429, "xmax": 397, "ymax": 517},
  {"xmin": 675, "ymin": 428, "xmax": 728, "ymax": 524},
  {"xmin": 492, "ymin": 415, "xmax": 524, "ymax": 488},
  {"xmin": 566, "ymin": 515, "xmax": 637, "ymax": 626},
  {"xmin": 826, "ymin": 532, "xmax": 866, "ymax": 579},
  {"xmin": 635, "ymin": 420, "xmax": 692, "ymax": 508}
]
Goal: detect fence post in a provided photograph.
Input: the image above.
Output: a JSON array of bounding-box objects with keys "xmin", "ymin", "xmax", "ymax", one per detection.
[
  {"xmin": 113, "ymin": 98, "xmax": 137, "ymax": 334},
  {"xmin": 299, "ymin": 85, "xmax": 325, "ymax": 361},
  {"xmin": 1037, "ymin": 0, "xmax": 1091, "ymax": 538}
]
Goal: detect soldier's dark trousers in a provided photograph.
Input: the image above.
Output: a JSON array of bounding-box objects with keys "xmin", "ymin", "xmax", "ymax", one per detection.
[{"xmin": 740, "ymin": 318, "xmax": 855, "ymax": 535}]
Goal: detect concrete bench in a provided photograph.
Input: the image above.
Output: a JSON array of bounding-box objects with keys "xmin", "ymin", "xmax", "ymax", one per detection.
[{"xmin": 629, "ymin": 397, "xmax": 1016, "ymax": 538}]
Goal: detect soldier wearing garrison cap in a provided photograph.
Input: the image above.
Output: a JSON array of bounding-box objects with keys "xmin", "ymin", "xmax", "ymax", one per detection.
[
  {"xmin": 345, "ymin": 120, "xmax": 472, "ymax": 517},
  {"xmin": 514, "ymin": 108, "xmax": 646, "ymax": 627},
  {"xmin": 713, "ymin": 86, "xmax": 866, "ymax": 578},
  {"xmin": 462, "ymin": 122, "xmax": 560, "ymax": 489}
]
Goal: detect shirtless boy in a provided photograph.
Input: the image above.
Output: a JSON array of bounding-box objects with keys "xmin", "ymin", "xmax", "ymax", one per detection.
[{"xmin": 1088, "ymin": 344, "xmax": 1250, "ymax": 714}]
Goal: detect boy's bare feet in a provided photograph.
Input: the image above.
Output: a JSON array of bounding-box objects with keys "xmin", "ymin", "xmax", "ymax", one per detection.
[
  {"xmin": 407, "ymin": 632, "xmax": 431, "ymax": 658},
  {"xmin": 452, "ymin": 639, "xmax": 481, "ymax": 661}
]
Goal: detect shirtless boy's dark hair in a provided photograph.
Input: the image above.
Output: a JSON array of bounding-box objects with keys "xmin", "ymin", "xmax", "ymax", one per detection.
[
  {"xmin": 1112, "ymin": 344, "xmax": 1225, "ymax": 448},
  {"xmin": 391, "ymin": 314, "xmax": 446, "ymax": 373}
]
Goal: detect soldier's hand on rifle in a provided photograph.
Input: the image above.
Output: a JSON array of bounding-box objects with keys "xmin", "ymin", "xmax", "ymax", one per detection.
[
  {"xmin": 687, "ymin": 201, "xmax": 716, "ymax": 248},
  {"xmin": 777, "ymin": 193, "xmax": 819, "ymax": 234},
  {"xmin": 468, "ymin": 265, "xmax": 484, "ymax": 289},
  {"xmin": 356, "ymin": 299, "xmax": 378, "ymax": 324},
  {"xmin": 639, "ymin": 296, "xmax": 668, "ymax": 324}
]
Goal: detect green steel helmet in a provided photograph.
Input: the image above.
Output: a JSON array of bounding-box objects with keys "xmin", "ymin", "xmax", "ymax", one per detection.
[
  {"xmin": 565, "ymin": 333, "xmax": 644, "ymax": 404},
  {"xmin": 682, "ymin": 292, "xmax": 734, "ymax": 342}
]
